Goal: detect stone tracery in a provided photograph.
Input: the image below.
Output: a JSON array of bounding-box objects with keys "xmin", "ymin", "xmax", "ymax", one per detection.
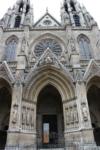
[{"xmin": 34, "ymin": 38, "xmax": 62, "ymax": 57}]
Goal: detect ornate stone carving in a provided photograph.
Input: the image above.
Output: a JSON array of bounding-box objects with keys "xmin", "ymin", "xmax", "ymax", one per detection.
[
  {"xmin": 22, "ymin": 107, "xmax": 26, "ymax": 125},
  {"xmin": 12, "ymin": 104, "xmax": 18, "ymax": 124},
  {"xmin": 74, "ymin": 69, "xmax": 84, "ymax": 82},
  {"xmin": 73, "ymin": 105, "xmax": 79, "ymax": 123},
  {"xmin": 81, "ymin": 102, "xmax": 88, "ymax": 121},
  {"xmin": 96, "ymin": 40, "xmax": 100, "ymax": 49},
  {"xmin": 21, "ymin": 102, "xmax": 34, "ymax": 130},
  {"xmin": 45, "ymin": 55, "xmax": 53, "ymax": 64},
  {"xmin": 34, "ymin": 38, "xmax": 62, "ymax": 57},
  {"xmin": 26, "ymin": 108, "xmax": 31, "ymax": 125},
  {"xmin": 70, "ymin": 37, "xmax": 76, "ymax": 52},
  {"xmin": 21, "ymin": 38, "xmax": 26, "ymax": 52},
  {"xmin": 65, "ymin": 103, "xmax": 79, "ymax": 129}
]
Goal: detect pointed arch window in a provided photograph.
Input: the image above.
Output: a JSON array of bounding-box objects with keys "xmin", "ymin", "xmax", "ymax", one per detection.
[
  {"xmin": 78, "ymin": 35, "xmax": 92, "ymax": 59},
  {"xmin": 73, "ymin": 15, "xmax": 81, "ymax": 26},
  {"xmin": 5, "ymin": 36, "xmax": 18, "ymax": 61},
  {"xmin": 14, "ymin": 16, "xmax": 21, "ymax": 28}
]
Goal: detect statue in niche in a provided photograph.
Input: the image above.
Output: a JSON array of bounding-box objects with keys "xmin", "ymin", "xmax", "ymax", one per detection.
[
  {"xmin": 21, "ymin": 35, "xmax": 28, "ymax": 54},
  {"xmin": 65, "ymin": 108, "xmax": 70, "ymax": 125},
  {"xmin": 31, "ymin": 56, "xmax": 36, "ymax": 63},
  {"xmin": 26, "ymin": 109, "xmax": 31, "ymax": 125},
  {"xmin": 30, "ymin": 109, "xmax": 34, "ymax": 127},
  {"xmin": 45, "ymin": 56, "xmax": 53, "ymax": 64},
  {"xmin": 70, "ymin": 107, "xmax": 74, "ymax": 123},
  {"xmin": 73, "ymin": 105, "xmax": 79, "ymax": 123},
  {"xmin": 22, "ymin": 107, "xmax": 26, "ymax": 125},
  {"xmin": 12, "ymin": 104, "xmax": 18, "ymax": 124},
  {"xmin": 70, "ymin": 37, "xmax": 76, "ymax": 52},
  {"xmin": 82, "ymin": 103, "xmax": 88, "ymax": 121},
  {"xmin": 21, "ymin": 38, "xmax": 26, "ymax": 52},
  {"xmin": 60, "ymin": 56, "xmax": 66, "ymax": 64}
]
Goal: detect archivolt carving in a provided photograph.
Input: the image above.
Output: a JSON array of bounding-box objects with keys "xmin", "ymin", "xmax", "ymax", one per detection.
[{"xmin": 23, "ymin": 66, "xmax": 75, "ymax": 102}]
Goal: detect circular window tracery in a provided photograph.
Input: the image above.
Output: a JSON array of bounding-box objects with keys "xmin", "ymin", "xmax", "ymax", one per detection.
[
  {"xmin": 34, "ymin": 39, "xmax": 62, "ymax": 57},
  {"xmin": 43, "ymin": 20, "xmax": 52, "ymax": 25}
]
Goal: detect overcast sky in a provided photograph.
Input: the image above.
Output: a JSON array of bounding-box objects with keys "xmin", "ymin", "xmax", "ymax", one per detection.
[{"xmin": 0, "ymin": 0, "xmax": 99, "ymax": 27}]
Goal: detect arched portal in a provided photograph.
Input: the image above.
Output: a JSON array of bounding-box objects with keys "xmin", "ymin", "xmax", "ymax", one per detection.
[
  {"xmin": 36, "ymin": 84, "xmax": 64, "ymax": 148},
  {"xmin": 87, "ymin": 77, "xmax": 100, "ymax": 146},
  {"xmin": 0, "ymin": 79, "xmax": 12, "ymax": 149}
]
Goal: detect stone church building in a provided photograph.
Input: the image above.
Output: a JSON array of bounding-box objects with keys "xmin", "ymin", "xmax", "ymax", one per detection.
[{"xmin": 0, "ymin": 0, "xmax": 100, "ymax": 149}]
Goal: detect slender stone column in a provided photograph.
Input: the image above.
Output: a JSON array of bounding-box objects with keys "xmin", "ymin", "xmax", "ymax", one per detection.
[{"xmin": 6, "ymin": 81, "xmax": 23, "ymax": 146}]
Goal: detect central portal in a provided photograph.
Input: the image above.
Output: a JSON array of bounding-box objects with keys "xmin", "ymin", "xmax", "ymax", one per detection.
[{"xmin": 36, "ymin": 85, "xmax": 64, "ymax": 148}]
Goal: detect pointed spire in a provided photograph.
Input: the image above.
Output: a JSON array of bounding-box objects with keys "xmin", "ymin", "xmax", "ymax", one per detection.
[
  {"xmin": 46, "ymin": 7, "xmax": 48, "ymax": 13},
  {"xmin": 0, "ymin": 0, "xmax": 34, "ymax": 28}
]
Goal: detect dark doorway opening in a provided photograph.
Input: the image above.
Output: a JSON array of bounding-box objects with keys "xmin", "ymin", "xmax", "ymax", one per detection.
[
  {"xmin": 42, "ymin": 115, "xmax": 58, "ymax": 146},
  {"xmin": 0, "ymin": 80, "xmax": 11, "ymax": 149},
  {"xmin": 87, "ymin": 83, "xmax": 100, "ymax": 146}
]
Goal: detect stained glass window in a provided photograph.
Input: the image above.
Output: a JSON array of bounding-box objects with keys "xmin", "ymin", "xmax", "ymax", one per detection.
[
  {"xmin": 5, "ymin": 37, "xmax": 18, "ymax": 61},
  {"xmin": 34, "ymin": 39, "xmax": 62, "ymax": 57},
  {"xmin": 78, "ymin": 35, "xmax": 92, "ymax": 59}
]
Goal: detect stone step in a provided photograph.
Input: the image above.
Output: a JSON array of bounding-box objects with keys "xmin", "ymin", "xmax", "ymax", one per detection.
[{"xmin": 40, "ymin": 149, "xmax": 64, "ymax": 150}]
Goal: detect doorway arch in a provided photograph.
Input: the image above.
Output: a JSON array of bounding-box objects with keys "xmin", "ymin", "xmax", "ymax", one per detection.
[
  {"xmin": 36, "ymin": 84, "xmax": 64, "ymax": 148},
  {"xmin": 0, "ymin": 79, "xmax": 12, "ymax": 149},
  {"xmin": 87, "ymin": 77, "xmax": 100, "ymax": 146}
]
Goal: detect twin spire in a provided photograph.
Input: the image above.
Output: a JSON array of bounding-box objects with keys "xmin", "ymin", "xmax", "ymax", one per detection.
[
  {"xmin": 0, "ymin": 0, "xmax": 34, "ymax": 28},
  {"xmin": 0, "ymin": 0, "xmax": 97, "ymax": 28},
  {"xmin": 61, "ymin": 0, "xmax": 96, "ymax": 27}
]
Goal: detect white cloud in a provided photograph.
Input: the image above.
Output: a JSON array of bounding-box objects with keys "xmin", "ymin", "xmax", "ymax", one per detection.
[{"xmin": 0, "ymin": 0, "xmax": 100, "ymax": 27}]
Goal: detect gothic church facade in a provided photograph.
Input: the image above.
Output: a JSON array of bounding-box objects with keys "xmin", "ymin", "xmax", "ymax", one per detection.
[{"xmin": 0, "ymin": 0, "xmax": 100, "ymax": 149}]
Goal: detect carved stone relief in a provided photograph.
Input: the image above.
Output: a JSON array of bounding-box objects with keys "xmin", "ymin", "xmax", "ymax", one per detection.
[
  {"xmin": 81, "ymin": 102, "xmax": 88, "ymax": 122},
  {"xmin": 70, "ymin": 37, "xmax": 76, "ymax": 52},
  {"xmin": 21, "ymin": 102, "xmax": 34, "ymax": 131},
  {"xmin": 12, "ymin": 104, "xmax": 18, "ymax": 124},
  {"xmin": 74, "ymin": 69, "xmax": 85, "ymax": 82},
  {"xmin": 65, "ymin": 102, "xmax": 79, "ymax": 129}
]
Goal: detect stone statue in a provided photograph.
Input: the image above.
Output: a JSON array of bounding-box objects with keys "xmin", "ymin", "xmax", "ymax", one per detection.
[
  {"xmin": 96, "ymin": 40, "xmax": 100, "ymax": 49},
  {"xmin": 70, "ymin": 107, "xmax": 74, "ymax": 123},
  {"xmin": 73, "ymin": 105, "xmax": 79, "ymax": 123},
  {"xmin": 30, "ymin": 110, "xmax": 34, "ymax": 127},
  {"xmin": 26, "ymin": 109, "xmax": 31, "ymax": 125},
  {"xmin": 22, "ymin": 107, "xmax": 26, "ymax": 125},
  {"xmin": 82, "ymin": 103, "xmax": 88, "ymax": 121},
  {"xmin": 21, "ymin": 38, "xmax": 26, "ymax": 52},
  {"xmin": 65, "ymin": 108, "xmax": 70, "ymax": 125},
  {"xmin": 60, "ymin": 56, "xmax": 66, "ymax": 63},
  {"xmin": 45, "ymin": 56, "xmax": 53, "ymax": 64},
  {"xmin": 70, "ymin": 37, "xmax": 76, "ymax": 52},
  {"xmin": 12, "ymin": 105, "xmax": 18, "ymax": 124}
]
